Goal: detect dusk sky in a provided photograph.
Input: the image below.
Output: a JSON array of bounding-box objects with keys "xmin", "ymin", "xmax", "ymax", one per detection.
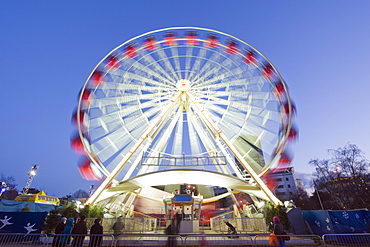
[{"xmin": 1, "ymin": 1, "xmax": 370, "ymax": 197}]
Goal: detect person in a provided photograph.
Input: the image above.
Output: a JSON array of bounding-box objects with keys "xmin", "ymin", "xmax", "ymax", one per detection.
[
  {"xmin": 112, "ymin": 216, "xmax": 124, "ymax": 239},
  {"xmin": 52, "ymin": 217, "xmax": 66, "ymax": 247},
  {"xmin": 60, "ymin": 218, "xmax": 74, "ymax": 247},
  {"xmin": 165, "ymin": 220, "xmax": 178, "ymax": 247},
  {"xmin": 272, "ymin": 216, "xmax": 286, "ymax": 247},
  {"xmin": 224, "ymin": 220, "xmax": 238, "ymax": 238},
  {"xmin": 71, "ymin": 215, "xmax": 88, "ymax": 247},
  {"xmin": 89, "ymin": 218, "xmax": 103, "ymax": 247},
  {"xmin": 173, "ymin": 212, "xmax": 182, "ymax": 233}
]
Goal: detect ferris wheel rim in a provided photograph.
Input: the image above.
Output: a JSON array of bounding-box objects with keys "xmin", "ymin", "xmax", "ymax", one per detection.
[{"xmin": 74, "ymin": 27, "xmax": 294, "ymax": 181}]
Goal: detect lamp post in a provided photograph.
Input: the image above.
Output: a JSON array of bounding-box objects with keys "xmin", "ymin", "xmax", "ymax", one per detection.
[
  {"xmin": 23, "ymin": 165, "xmax": 38, "ymax": 194},
  {"xmin": 313, "ymin": 180, "xmax": 324, "ymax": 210}
]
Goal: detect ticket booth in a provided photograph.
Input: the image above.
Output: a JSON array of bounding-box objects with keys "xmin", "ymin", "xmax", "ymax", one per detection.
[{"xmin": 163, "ymin": 192, "xmax": 203, "ymax": 233}]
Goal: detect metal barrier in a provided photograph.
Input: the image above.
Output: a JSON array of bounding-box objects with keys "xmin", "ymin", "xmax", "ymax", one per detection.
[
  {"xmin": 45, "ymin": 234, "xmax": 115, "ymax": 247},
  {"xmin": 182, "ymin": 234, "xmax": 254, "ymax": 247},
  {"xmin": 2, "ymin": 232, "xmax": 370, "ymax": 246},
  {"xmin": 211, "ymin": 217, "xmax": 267, "ymax": 234},
  {"xmin": 0, "ymin": 233, "xmax": 48, "ymax": 246},
  {"xmin": 115, "ymin": 233, "xmax": 253, "ymax": 246},
  {"xmin": 86, "ymin": 217, "xmax": 158, "ymax": 234},
  {"xmin": 253, "ymin": 234, "xmax": 322, "ymax": 246},
  {"xmin": 115, "ymin": 233, "xmax": 170, "ymax": 246},
  {"xmin": 323, "ymin": 233, "xmax": 370, "ymax": 246}
]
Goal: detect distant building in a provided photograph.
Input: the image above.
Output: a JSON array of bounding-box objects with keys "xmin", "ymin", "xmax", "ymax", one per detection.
[{"xmin": 272, "ymin": 167, "xmax": 299, "ymax": 201}]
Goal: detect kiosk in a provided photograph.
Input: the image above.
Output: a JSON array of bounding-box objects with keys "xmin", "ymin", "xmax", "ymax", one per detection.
[{"xmin": 163, "ymin": 192, "xmax": 203, "ymax": 233}]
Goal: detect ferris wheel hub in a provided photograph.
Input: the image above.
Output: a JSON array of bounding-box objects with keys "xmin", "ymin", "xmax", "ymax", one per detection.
[{"xmin": 176, "ymin": 79, "xmax": 192, "ymax": 92}]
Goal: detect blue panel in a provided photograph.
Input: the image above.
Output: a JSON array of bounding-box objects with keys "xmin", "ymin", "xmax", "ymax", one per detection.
[
  {"xmin": 302, "ymin": 209, "xmax": 370, "ymax": 237},
  {"xmin": 173, "ymin": 195, "xmax": 192, "ymax": 202},
  {"xmin": 328, "ymin": 210, "xmax": 369, "ymax": 233},
  {"xmin": 0, "ymin": 212, "xmax": 48, "ymax": 234},
  {"xmin": 302, "ymin": 210, "xmax": 335, "ymax": 236}
]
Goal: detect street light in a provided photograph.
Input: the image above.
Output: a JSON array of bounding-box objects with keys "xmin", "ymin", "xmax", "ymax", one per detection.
[
  {"xmin": 313, "ymin": 180, "xmax": 324, "ymax": 210},
  {"xmin": 23, "ymin": 165, "xmax": 38, "ymax": 194}
]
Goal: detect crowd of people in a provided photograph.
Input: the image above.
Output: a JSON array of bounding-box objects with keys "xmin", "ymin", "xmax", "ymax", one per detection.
[
  {"xmin": 51, "ymin": 215, "xmax": 104, "ymax": 247},
  {"xmin": 50, "ymin": 214, "xmax": 287, "ymax": 247}
]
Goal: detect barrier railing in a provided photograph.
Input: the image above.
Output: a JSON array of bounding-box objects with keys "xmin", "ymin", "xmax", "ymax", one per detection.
[
  {"xmin": 211, "ymin": 217, "xmax": 267, "ymax": 233},
  {"xmin": 2, "ymin": 232, "xmax": 370, "ymax": 246},
  {"xmin": 181, "ymin": 234, "xmax": 254, "ymax": 247},
  {"xmin": 86, "ymin": 217, "xmax": 158, "ymax": 234},
  {"xmin": 45, "ymin": 234, "xmax": 115, "ymax": 247},
  {"xmin": 323, "ymin": 233, "xmax": 370, "ymax": 246},
  {"xmin": 253, "ymin": 234, "xmax": 323, "ymax": 246},
  {"xmin": 0, "ymin": 233, "xmax": 48, "ymax": 246}
]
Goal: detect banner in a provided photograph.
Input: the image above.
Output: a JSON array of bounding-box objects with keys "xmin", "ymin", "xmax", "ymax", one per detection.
[
  {"xmin": 0, "ymin": 212, "xmax": 48, "ymax": 234},
  {"xmin": 302, "ymin": 210, "xmax": 370, "ymax": 235}
]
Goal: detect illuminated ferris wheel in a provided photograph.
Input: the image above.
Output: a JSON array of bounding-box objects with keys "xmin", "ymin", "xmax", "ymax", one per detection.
[{"xmin": 71, "ymin": 27, "xmax": 297, "ymax": 205}]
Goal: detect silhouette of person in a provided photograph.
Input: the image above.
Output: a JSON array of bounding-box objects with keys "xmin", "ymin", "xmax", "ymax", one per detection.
[
  {"xmin": 71, "ymin": 215, "xmax": 87, "ymax": 247},
  {"xmin": 89, "ymin": 218, "xmax": 103, "ymax": 247},
  {"xmin": 52, "ymin": 217, "xmax": 66, "ymax": 247},
  {"xmin": 112, "ymin": 216, "xmax": 124, "ymax": 239}
]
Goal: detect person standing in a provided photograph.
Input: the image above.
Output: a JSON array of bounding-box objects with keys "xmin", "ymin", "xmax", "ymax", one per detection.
[
  {"xmin": 112, "ymin": 216, "xmax": 124, "ymax": 239},
  {"xmin": 89, "ymin": 218, "xmax": 103, "ymax": 247},
  {"xmin": 272, "ymin": 216, "xmax": 286, "ymax": 247},
  {"xmin": 165, "ymin": 216, "xmax": 178, "ymax": 247},
  {"xmin": 60, "ymin": 218, "xmax": 74, "ymax": 247},
  {"xmin": 52, "ymin": 217, "xmax": 66, "ymax": 247},
  {"xmin": 71, "ymin": 215, "xmax": 88, "ymax": 247}
]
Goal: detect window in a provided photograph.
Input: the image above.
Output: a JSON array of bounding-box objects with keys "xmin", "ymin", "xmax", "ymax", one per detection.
[
  {"xmin": 286, "ymin": 178, "xmax": 289, "ymax": 181},
  {"xmin": 278, "ymin": 185, "xmax": 284, "ymax": 188},
  {"xmin": 287, "ymin": 185, "xmax": 291, "ymax": 188}
]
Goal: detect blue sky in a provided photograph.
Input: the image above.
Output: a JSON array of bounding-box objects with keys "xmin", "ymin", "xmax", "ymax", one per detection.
[{"xmin": 1, "ymin": 0, "xmax": 370, "ymax": 197}]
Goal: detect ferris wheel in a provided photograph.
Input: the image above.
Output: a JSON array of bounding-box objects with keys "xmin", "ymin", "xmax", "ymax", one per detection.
[{"xmin": 71, "ymin": 27, "xmax": 297, "ymax": 205}]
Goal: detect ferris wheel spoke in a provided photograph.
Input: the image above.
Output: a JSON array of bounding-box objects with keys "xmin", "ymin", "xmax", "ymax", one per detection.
[
  {"xmin": 108, "ymin": 66, "xmax": 173, "ymax": 91},
  {"xmin": 171, "ymin": 111, "xmax": 184, "ymax": 155},
  {"xmin": 138, "ymin": 109, "xmax": 183, "ymax": 175},
  {"xmin": 188, "ymin": 48, "xmax": 207, "ymax": 82},
  {"xmin": 187, "ymin": 117, "xmax": 204, "ymax": 156},
  {"xmin": 192, "ymin": 53, "xmax": 238, "ymax": 86},
  {"xmin": 194, "ymin": 65, "xmax": 244, "ymax": 90},
  {"xmin": 184, "ymin": 45, "xmax": 195, "ymax": 79},
  {"xmin": 190, "ymin": 50, "xmax": 223, "ymax": 85},
  {"xmin": 169, "ymin": 46, "xmax": 183, "ymax": 80},
  {"xmin": 155, "ymin": 47, "xmax": 181, "ymax": 81},
  {"xmin": 187, "ymin": 109, "xmax": 218, "ymax": 152},
  {"xmin": 125, "ymin": 57, "xmax": 175, "ymax": 86},
  {"xmin": 139, "ymin": 49, "xmax": 178, "ymax": 81},
  {"xmin": 125, "ymin": 64, "xmax": 175, "ymax": 88}
]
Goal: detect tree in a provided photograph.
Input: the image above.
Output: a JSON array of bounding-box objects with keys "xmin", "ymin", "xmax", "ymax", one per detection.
[
  {"xmin": 72, "ymin": 189, "xmax": 89, "ymax": 198},
  {"xmin": 310, "ymin": 143, "xmax": 370, "ymax": 210},
  {"xmin": 0, "ymin": 173, "xmax": 18, "ymax": 200},
  {"xmin": 79, "ymin": 205, "xmax": 104, "ymax": 218},
  {"xmin": 265, "ymin": 202, "xmax": 290, "ymax": 231},
  {"xmin": 43, "ymin": 209, "xmax": 61, "ymax": 235},
  {"xmin": 290, "ymin": 187, "xmax": 311, "ymax": 210},
  {"xmin": 61, "ymin": 206, "xmax": 77, "ymax": 219},
  {"xmin": 88, "ymin": 205, "xmax": 105, "ymax": 218}
]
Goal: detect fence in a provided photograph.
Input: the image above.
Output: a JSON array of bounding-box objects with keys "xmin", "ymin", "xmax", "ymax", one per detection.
[
  {"xmin": 211, "ymin": 217, "xmax": 268, "ymax": 233},
  {"xmin": 86, "ymin": 217, "xmax": 158, "ymax": 233},
  {"xmin": 1, "ymin": 233, "xmax": 370, "ymax": 246}
]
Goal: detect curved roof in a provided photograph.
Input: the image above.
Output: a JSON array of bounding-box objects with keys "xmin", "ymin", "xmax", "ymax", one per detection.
[{"xmin": 105, "ymin": 169, "xmax": 269, "ymax": 202}]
